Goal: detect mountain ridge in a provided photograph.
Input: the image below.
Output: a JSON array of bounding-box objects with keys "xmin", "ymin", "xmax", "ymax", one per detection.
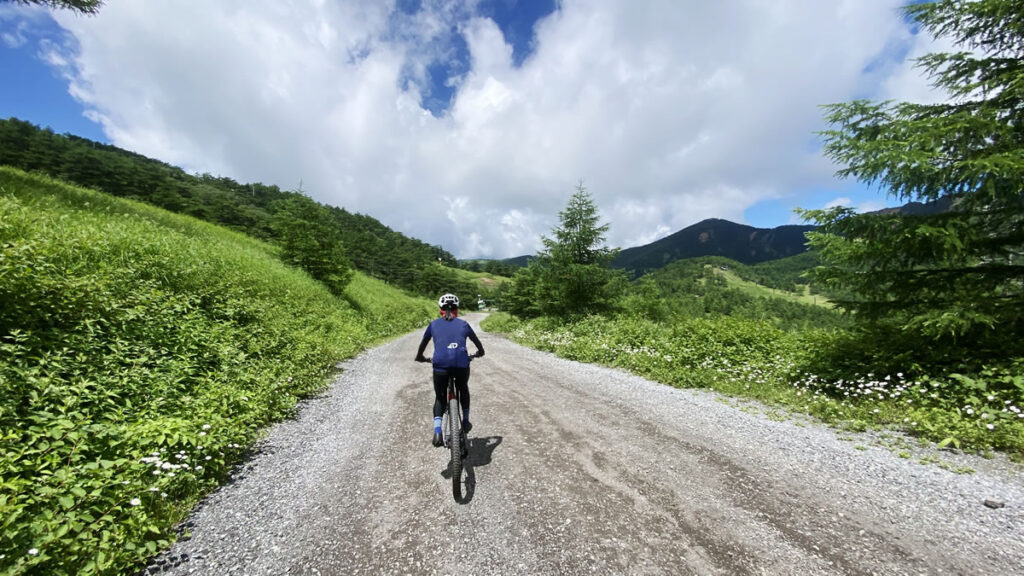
[
  {"xmin": 611, "ymin": 218, "xmax": 815, "ymax": 276},
  {"xmin": 501, "ymin": 218, "xmax": 814, "ymax": 275},
  {"xmin": 502, "ymin": 197, "xmax": 953, "ymax": 276}
]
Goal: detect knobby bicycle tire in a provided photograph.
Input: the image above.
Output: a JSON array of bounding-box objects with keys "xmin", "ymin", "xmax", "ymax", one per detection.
[{"xmin": 448, "ymin": 396, "xmax": 463, "ymax": 500}]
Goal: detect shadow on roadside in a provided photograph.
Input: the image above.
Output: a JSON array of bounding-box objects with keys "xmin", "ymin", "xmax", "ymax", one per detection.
[{"xmin": 440, "ymin": 435, "xmax": 503, "ymax": 505}]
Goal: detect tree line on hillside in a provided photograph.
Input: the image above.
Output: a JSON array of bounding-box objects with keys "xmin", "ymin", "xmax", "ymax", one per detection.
[
  {"xmin": 0, "ymin": 117, "xmax": 486, "ymax": 306},
  {"xmin": 457, "ymin": 259, "xmax": 520, "ymax": 277}
]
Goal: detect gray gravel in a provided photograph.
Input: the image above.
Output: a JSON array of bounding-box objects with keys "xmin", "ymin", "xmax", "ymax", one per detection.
[{"xmin": 144, "ymin": 314, "xmax": 1024, "ymax": 575}]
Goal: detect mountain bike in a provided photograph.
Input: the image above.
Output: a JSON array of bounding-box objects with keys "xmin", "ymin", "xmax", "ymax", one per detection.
[{"xmin": 418, "ymin": 354, "xmax": 480, "ymax": 500}]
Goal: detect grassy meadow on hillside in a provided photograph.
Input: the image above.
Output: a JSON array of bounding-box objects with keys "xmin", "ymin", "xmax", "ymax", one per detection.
[
  {"xmin": 712, "ymin": 267, "xmax": 830, "ymax": 308},
  {"xmin": 641, "ymin": 256, "xmax": 848, "ymax": 332},
  {"xmin": 0, "ymin": 167, "xmax": 434, "ymax": 575}
]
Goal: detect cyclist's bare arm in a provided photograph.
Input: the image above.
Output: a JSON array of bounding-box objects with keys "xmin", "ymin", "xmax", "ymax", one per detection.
[{"xmin": 469, "ymin": 333, "xmax": 484, "ymax": 358}]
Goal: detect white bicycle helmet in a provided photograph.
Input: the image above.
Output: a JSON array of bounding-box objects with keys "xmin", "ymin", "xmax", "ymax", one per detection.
[{"xmin": 438, "ymin": 293, "xmax": 459, "ymax": 310}]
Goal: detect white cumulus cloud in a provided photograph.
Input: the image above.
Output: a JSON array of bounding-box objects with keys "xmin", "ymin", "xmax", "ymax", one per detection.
[{"xmin": 33, "ymin": 0, "xmax": 937, "ymax": 257}]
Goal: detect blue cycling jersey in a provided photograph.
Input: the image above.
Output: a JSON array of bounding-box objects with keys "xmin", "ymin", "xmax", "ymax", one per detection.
[{"xmin": 422, "ymin": 317, "xmax": 477, "ymax": 369}]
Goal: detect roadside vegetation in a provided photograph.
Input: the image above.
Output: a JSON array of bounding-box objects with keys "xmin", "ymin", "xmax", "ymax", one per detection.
[
  {"xmin": 0, "ymin": 167, "xmax": 434, "ymax": 575},
  {"xmin": 482, "ymin": 313, "xmax": 1023, "ymax": 457}
]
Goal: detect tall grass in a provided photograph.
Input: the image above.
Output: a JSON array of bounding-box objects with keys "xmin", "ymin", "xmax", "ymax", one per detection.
[{"xmin": 0, "ymin": 167, "xmax": 433, "ymax": 575}]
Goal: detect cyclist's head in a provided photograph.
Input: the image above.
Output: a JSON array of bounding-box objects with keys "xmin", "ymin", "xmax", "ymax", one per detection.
[{"xmin": 438, "ymin": 293, "xmax": 459, "ymax": 319}]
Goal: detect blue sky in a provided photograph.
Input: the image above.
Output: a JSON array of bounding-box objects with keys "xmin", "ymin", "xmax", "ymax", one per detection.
[
  {"xmin": 1, "ymin": 10, "xmax": 105, "ymax": 142},
  {"xmin": 1, "ymin": 1, "xmax": 940, "ymax": 257}
]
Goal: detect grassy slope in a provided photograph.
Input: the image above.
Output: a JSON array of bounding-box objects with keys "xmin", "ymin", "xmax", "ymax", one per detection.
[
  {"xmin": 447, "ymin": 267, "xmax": 507, "ymax": 291},
  {"xmin": 712, "ymin": 267, "xmax": 832, "ymax": 308},
  {"xmin": 0, "ymin": 167, "xmax": 434, "ymax": 575}
]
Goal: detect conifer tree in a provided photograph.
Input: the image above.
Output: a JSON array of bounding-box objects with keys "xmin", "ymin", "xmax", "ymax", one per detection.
[
  {"xmin": 505, "ymin": 182, "xmax": 625, "ymax": 317},
  {"xmin": 802, "ymin": 0, "xmax": 1024, "ymax": 355}
]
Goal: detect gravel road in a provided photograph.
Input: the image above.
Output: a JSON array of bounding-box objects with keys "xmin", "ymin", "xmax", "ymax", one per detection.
[{"xmin": 145, "ymin": 314, "xmax": 1024, "ymax": 575}]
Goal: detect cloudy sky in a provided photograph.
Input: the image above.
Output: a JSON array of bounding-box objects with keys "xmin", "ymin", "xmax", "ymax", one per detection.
[{"xmin": 1, "ymin": 0, "xmax": 947, "ymax": 258}]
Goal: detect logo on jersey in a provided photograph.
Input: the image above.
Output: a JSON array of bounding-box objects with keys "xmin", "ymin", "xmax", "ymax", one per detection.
[{"xmin": 447, "ymin": 343, "xmax": 459, "ymax": 349}]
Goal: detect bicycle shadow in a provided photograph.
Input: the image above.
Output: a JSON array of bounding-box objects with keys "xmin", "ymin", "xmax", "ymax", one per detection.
[{"xmin": 440, "ymin": 435, "xmax": 503, "ymax": 504}]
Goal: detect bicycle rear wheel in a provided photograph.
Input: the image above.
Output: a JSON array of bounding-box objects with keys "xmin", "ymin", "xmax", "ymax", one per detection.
[{"xmin": 448, "ymin": 396, "xmax": 463, "ymax": 500}]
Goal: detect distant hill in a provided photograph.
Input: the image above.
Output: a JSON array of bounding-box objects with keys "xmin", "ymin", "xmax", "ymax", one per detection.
[
  {"xmin": 872, "ymin": 196, "xmax": 955, "ymax": 217},
  {"xmin": 496, "ymin": 219, "xmax": 813, "ymax": 277},
  {"xmin": 500, "ymin": 255, "xmax": 533, "ymax": 268},
  {"xmin": 612, "ymin": 218, "xmax": 815, "ymax": 277}
]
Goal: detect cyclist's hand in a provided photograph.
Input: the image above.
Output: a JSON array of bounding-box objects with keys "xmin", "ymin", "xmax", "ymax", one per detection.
[
  {"xmin": 414, "ymin": 355, "xmax": 428, "ymax": 363},
  {"xmin": 473, "ymin": 350, "xmax": 485, "ymax": 359}
]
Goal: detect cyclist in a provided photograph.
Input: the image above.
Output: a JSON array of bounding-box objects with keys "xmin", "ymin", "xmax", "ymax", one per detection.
[{"xmin": 414, "ymin": 293, "xmax": 485, "ymax": 447}]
